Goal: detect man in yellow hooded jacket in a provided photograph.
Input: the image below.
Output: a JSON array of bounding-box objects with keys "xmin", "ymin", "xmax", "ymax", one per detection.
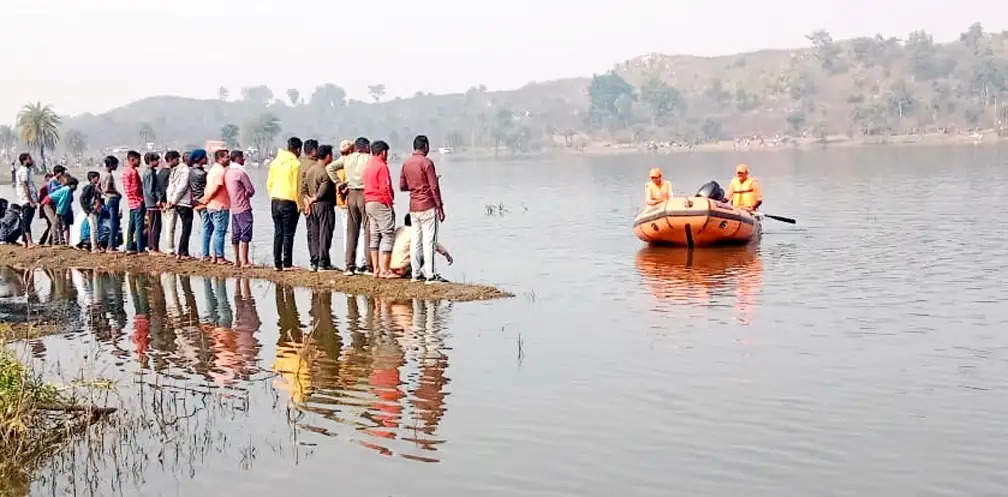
[
  {"xmin": 727, "ymin": 163, "xmax": 762, "ymax": 211},
  {"xmin": 266, "ymin": 137, "xmax": 303, "ymax": 271}
]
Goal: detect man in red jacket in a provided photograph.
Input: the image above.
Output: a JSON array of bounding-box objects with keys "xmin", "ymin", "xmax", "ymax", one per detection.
[
  {"xmin": 362, "ymin": 140, "xmax": 395, "ymax": 278},
  {"xmin": 399, "ymin": 135, "xmax": 446, "ymax": 283}
]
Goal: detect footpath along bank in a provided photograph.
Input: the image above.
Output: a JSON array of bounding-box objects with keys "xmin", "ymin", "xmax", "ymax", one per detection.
[{"xmin": 0, "ymin": 245, "xmax": 512, "ymax": 302}]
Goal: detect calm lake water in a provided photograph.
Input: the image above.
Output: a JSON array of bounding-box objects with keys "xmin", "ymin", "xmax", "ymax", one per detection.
[{"xmin": 3, "ymin": 144, "xmax": 1008, "ymax": 496}]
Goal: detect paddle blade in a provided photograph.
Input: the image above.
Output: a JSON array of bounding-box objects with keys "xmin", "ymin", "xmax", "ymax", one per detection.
[{"xmin": 764, "ymin": 214, "xmax": 796, "ymax": 224}]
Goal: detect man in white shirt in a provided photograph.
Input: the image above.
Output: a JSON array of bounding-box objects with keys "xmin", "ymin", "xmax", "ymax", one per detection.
[
  {"xmin": 13, "ymin": 153, "xmax": 39, "ymax": 247},
  {"xmin": 389, "ymin": 214, "xmax": 452, "ymax": 277}
]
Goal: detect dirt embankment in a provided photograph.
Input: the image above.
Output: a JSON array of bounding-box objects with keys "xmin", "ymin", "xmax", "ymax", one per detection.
[{"xmin": 0, "ymin": 245, "xmax": 512, "ymax": 302}]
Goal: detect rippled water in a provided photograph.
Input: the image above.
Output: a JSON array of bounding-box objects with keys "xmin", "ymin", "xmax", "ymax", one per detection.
[{"xmin": 3, "ymin": 144, "xmax": 1008, "ymax": 496}]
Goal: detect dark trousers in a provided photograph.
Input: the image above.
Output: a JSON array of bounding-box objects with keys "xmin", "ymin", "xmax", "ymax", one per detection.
[
  {"xmin": 307, "ymin": 201, "xmax": 335, "ymax": 267},
  {"xmin": 20, "ymin": 204, "xmax": 35, "ymax": 243},
  {"xmin": 271, "ymin": 199, "xmax": 299, "ymax": 269},
  {"xmin": 175, "ymin": 206, "xmax": 194, "ymax": 257},
  {"xmin": 345, "ymin": 189, "xmax": 370, "ymax": 270},
  {"xmin": 126, "ymin": 205, "xmax": 147, "ymax": 252},
  {"xmin": 105, "ymin": 196, "xmax": 121, "ymax": 249},
  {"xmin": 146, "ymin": 209, "xmax": 162, "ymax": 252}
]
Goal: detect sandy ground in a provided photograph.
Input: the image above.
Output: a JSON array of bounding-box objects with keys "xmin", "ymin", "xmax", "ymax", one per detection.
[{"xmin": 0, "ymin": 245, "xmax": 512, "ymax": 302}]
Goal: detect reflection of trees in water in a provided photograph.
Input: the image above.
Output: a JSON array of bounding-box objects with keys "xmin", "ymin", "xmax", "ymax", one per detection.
[{"xmin": 271, "ymin": 290, "xmax": 453, "ymax": 462}]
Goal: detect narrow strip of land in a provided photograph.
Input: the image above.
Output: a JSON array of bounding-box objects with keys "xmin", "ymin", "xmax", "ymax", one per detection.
[{"xmin": 0, "ymin": 245, "xmax": 512, "ymax": 302}]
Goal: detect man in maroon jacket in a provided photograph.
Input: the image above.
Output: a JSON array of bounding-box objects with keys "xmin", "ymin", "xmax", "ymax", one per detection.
[{"xmin": 398, "ymin": 135, "xmax": 447, "ymax": 283}]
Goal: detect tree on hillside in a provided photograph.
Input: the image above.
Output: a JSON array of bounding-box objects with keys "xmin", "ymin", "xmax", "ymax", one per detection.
[
  {"xmin": 491, "ymin": 109, "xmax": 513, "ymax": 157},
  {"xmin": 242, "ymin": 113, "xmax": 281, "ymax": 157},
  {"xmin": 699, "ymin": 118, "xmax": 723, "ymax": 142},
  {"xmin": 807, "ymin": 30, "xmax": 842, "ymax": 73},
  {"xmin": 138, "ymin": 122, "xmax": 156, "ymax": 145},
  {"xmin": 587, "ymin": 72, "xmax": 634, "ymax": 128},
  {"xmin": 286, "ymin": 88, "xmax": 300, "ymax": 106},
  {"xmin": 218, "ymin": 86, "xmax": 229, "ymax": 101},
  {"xmin": 704, "ymin": 78, "xmax": 732, "ymax": 106},
  {"xmin": 851, "ymin": 102, "xmax": 892, "ymax": 136},
  {"xmin": 310, "ymin": 83, "xmax": 347, "ymax": 110},
  {"xmin": 368, "ymin": 84, "xmax": 387, "ymax": 103},
  {"xmin": 786, "ymin": 110, "xmax": 807, "ymax": 134},
  {"xmin": 735, "ymin": 87, "xmax": 760, "ymax": 111},
  {"xmin": 960, "ymin": 22, "xmax": 985, "ymax": 55},
  {"xmin": 968, "ymin": 57, "xmax": 1006, "ymax": 105},
  {"xmin": 17, "ymin": 102, "xmax": 61, "ymax": 170},
  {"xmin": 640, "ymin": 78, "xmax": 685, "ymax": 127},
  {"xmin": 241, "ymin": 85, "xmax": 274, "ymax": 106},
  {"xmin": 64, "ymin": 129, "xmax": 87, "ymax": 159},
  {"xmin": 221, "ymin": 123, "xmax": 240, "ymax": 148},
  {"xmin": 614, "ymin": 93, "xmax": 634, "ymax": 128},
  {"xmin": 886, "ymin": 79, "xmax": 916, "ymax": 122},
  {"xmin": 907, "ymin": 30, "xmax": 938, "ymax": 78}
]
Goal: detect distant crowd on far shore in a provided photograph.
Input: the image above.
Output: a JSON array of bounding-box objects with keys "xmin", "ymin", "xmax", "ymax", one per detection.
[{"xmin": 2, "ymin": 134, "xmax": 453, "ymax": 283}]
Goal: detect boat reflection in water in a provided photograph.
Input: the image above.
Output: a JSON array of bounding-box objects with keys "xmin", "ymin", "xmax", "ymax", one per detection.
[{"xmin": 635, "ymin": 244, "xmax": 763, "ymax": 322}]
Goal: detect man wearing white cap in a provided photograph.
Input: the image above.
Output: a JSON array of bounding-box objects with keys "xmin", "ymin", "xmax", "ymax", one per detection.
[{"xmin": 727, "ymin": 163, "xmax": 762, "ymax": 211}]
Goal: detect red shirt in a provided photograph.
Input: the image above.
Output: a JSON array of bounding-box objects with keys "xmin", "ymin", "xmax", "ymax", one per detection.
[
  {"xmin": 122, "ymin": 166, "xmax": 144, "ymax": 210},
  {"xmin": 399, "ymin": 151, "xmax": 443, "ymax": 212},
  {"xmin": 363, "ymin": 156, "xmax": 393, "ymax": 206}
]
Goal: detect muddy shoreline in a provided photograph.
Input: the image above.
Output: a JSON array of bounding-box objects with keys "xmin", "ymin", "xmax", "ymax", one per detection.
[{"xmin": 0, "ymin": 245, "xmax": 512, "ymax": 302}]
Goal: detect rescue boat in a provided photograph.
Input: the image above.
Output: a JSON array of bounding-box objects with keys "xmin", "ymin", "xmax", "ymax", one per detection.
[{"xmin": 633, "ymin": 196, "xmax": 761, "ymax": 247}]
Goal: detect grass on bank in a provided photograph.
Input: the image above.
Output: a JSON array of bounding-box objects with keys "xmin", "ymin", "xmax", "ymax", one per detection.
[{"xmin": 0, "ymin": 330, "xmax": 116, "ymax": 495}]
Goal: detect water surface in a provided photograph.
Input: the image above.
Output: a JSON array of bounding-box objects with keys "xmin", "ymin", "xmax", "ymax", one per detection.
[{"xmin": 3, "ymin": 144, "xmax": 1008, "ymax": 496}]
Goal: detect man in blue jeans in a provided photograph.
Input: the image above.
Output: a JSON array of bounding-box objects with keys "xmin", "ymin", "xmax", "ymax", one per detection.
[
  {"xmin": 197, "ymin": 149, "xmax": 232, "ymax": 264},
  {"xmin": 99, "ymin": 155, "xmax": 121, "ymax": 251}
]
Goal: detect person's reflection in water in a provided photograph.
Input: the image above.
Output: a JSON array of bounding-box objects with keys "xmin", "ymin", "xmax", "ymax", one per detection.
[
  {"xmin": 128, "ymin": 272, "xmax": 151, "ymax": 368},
  {"xmin": 273, "ymin": 285, "xmax": 313, "ymax": 402},
  {"xmin": 146, "ymin": 270, "xmax": 171, "ymax": 372},
  {"xmin": 362, "ymin": 298, "xmax": 405, "ymax": 444},
  {"xmin": 206, "ymin": 277, "xmax": 239, "ymax": 386},
  {"xmin": 94, "ymin": 272, "xmax": 127, "ymax": 356},
  {"xmin": 634, "ymin": 246, "xmax": 763, "ymax": 323},
  {"xmin": 339, "ymin": 295, "xmax": 373, "ymax": 391},
  {"xmin": 0, "ymin": 266, "xmax": 26, "ymax": 299},
  {"xmin": 408, "ymin": 300, "xmax": 450, "ymax": 439},
  {"xmin": 172, "ymin": 275, "xmax": 213, "ymax": 377},
  {"xmin": 232, "ymin": 279, "xmax": 262, "ymax": 379},
  {"xmin": 152, "ymin": 275, "xmax": 180, "ymax": 364},
  {"xmin": 309, "ymin": 290, "xmax": 342, "ymax": 390}
]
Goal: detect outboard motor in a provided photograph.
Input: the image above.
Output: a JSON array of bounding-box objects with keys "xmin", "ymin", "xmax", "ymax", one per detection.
[{"xmin": 695, "ymin": 181, "xmax": 726, "ymax": 202}]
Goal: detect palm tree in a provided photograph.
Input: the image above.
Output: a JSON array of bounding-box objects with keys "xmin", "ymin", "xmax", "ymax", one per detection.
[
  {"xmin": 138, "ymin": 122, "xmax": 156, "ymax": 146},
  {"xmin": 17, "ymin": 102, "xmax": 61, "ymax": 171},
  {"xmin": 64, "ymin": 129, "xmax": 87, "ymax": 159},
  {"xmin": 368, "ymin": 84, "xmax": 386, "ymax": 103}
]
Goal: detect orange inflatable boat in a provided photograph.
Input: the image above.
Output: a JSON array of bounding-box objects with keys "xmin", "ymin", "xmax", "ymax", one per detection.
[{"xmin": 633, "ymin": 197, "xmax": 761, "ymax": 247}]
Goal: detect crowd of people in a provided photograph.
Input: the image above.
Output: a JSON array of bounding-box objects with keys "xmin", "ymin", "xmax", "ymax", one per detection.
[{"xmin": 2, "ymin": 134, "xmax": 453, "ymax": 283}]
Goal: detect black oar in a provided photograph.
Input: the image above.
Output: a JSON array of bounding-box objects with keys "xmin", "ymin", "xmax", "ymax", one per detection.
[{"xmin": 761, "ymin": 214, "xmax": 796, "ymax": 224}]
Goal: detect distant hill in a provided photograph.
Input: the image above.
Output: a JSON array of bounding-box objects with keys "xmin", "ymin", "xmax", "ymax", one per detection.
[{"xmin": 56, "ymin": 23, "xmax": 1008, "ymax": 159}]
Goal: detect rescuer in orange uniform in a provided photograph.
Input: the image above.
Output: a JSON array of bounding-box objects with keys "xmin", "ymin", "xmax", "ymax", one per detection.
[
  {"xmin": 644, "ymin": 168, "xmax": 671, "ymax": 206},
  {"xmin": 727, "ymin": 163, "xmax": 762, "ymax": 211}
]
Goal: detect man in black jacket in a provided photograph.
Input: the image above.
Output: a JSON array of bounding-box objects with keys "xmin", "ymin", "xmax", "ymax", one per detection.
[{"xmin": 79, "ymin": 171, "xmax": 102, "ymax": 252}]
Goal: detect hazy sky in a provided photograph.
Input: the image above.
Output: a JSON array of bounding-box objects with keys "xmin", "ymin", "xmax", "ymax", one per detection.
[{"xmin": 3, "ymin": 0, "xmax": 1006, "ymax": 124}]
